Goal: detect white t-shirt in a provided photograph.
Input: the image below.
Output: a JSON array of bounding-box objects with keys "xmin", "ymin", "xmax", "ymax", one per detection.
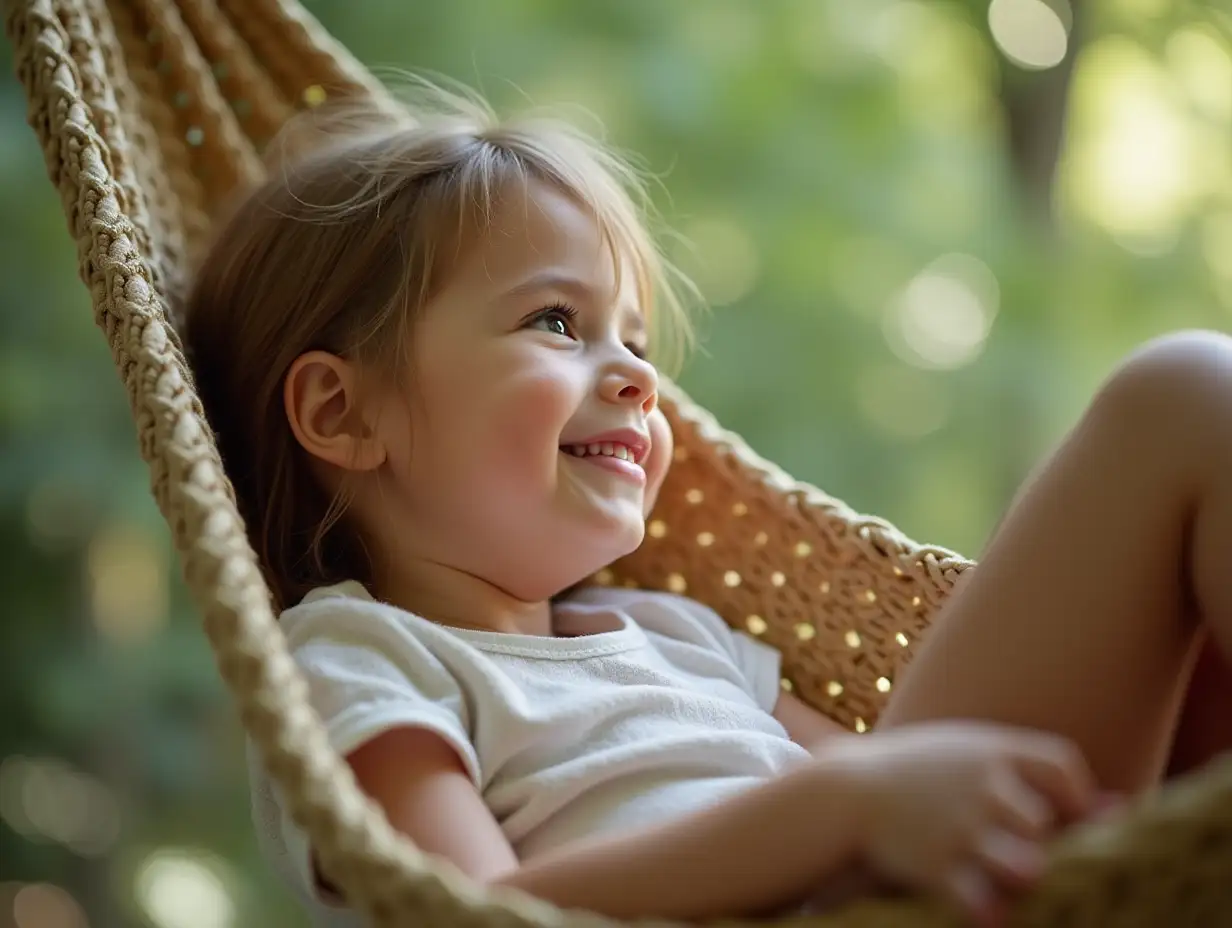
[{"xmin": 249, "ymin": 581, "xmax": 810, "ymax": 924}]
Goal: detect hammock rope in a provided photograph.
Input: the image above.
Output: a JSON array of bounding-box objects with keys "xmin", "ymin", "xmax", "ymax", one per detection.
[{"xmin": 8, "ymin": 1, "xmax": 1232, "ymax": 925}]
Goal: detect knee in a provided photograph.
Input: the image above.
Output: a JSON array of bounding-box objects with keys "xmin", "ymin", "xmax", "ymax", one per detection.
[
  {"xmin": 1103, "ymin": 330, "xmax": 1232, "ymax": 404},
  {"xmin": 1092, "ymin": 329, "xmax": 1232, "ymax": 454}
]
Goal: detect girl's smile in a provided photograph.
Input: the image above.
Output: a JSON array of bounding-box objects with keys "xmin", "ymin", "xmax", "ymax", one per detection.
[{"xmin": 560, "ymin": 428, "xmax": 651, "ymax": 484}]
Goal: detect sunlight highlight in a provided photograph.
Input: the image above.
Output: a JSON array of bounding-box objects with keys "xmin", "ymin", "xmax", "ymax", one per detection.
[
  {"xmin": 1061, "ymin": 37, "xmax": 1208, "ymax": 250},
  {"xmin": 0, "ymin": 755, "xmax": 121, "ymax": 857},
  {"xmin": 988, "ymin": 0, "xmax": 1071, "ymax": 71},
  {"xmin": 883, "ymin": 254, "xmax": 1000, "ymax": 370},
  {"xmin": 87, "ymin": 522, "xmax": 168, "ymax": 642},
  {"xmin": 1166, "ymin": 27, "xmax": 1232, "ymax": 125},
  {"xmin": 12, "ymin": 883, "xmax": 87, "ymax": 928},
  {"xmin": 135, "ymin": 849, "xmax": 235, "ymax": 928}
]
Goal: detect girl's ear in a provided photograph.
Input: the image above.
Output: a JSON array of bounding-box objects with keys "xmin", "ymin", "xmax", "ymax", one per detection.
[{"xmin": 284, "ymin": 351, "xmax": 387, "ymax": 472}]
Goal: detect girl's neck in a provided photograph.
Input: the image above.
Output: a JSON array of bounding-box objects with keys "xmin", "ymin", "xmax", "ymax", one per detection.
[{"xmin": 372, "ymin": 558, "xmax": 555, "ymax": 637}]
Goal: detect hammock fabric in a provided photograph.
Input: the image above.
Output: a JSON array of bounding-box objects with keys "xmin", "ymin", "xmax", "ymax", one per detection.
[{"xmin": 7, "ymin": 1, "xmax": 1232, "ymax": 924}]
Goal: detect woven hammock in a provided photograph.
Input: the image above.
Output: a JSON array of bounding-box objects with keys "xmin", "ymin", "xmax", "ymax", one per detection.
[{"xmin": 7, "ymin": 1, "xmax": 1232, "ymax": 925}]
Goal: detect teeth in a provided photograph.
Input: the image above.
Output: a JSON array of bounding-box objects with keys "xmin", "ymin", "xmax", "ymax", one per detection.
[{"xmin": 564, "ymin": 443, "xmax": 637, "ymax": 462}]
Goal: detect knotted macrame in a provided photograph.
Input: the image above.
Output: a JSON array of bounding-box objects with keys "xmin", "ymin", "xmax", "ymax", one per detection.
[{"xmin": 8, "ymin": 1, "xmax": 1232, "ymax": 925}]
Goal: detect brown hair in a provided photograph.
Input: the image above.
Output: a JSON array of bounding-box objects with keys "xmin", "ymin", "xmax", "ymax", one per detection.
[{"xmin": 183, "ymin": 80, "xmax": 695, "ymax": 611}]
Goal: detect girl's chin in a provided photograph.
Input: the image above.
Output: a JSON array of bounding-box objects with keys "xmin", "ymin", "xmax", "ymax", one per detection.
[{"xmin": 558, "ymin": 514, "xmax": 647, "ymax": 568}]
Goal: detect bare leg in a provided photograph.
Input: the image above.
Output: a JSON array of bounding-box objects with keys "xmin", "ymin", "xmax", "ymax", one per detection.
[{"xmin": 879, "ymin": 331, "xmax": 1232, "ymax": 793}]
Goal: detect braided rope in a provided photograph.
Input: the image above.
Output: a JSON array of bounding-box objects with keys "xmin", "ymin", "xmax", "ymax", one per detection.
[
  {"xmin": 6, "ymin": 2, "xmax": 425, "ymax": 919},
  {"xmin": 175, "ymin": 0, "xmax": 292, "ymax": 151}
]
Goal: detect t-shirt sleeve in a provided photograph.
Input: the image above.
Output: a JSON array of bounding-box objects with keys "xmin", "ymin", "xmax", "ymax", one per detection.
[
  {"xmin": 292, "ymin": 633, "xmax": 479, "ymax": 779},
  {"xmin": 726, "ymin": 626, "xmax": 785, "ymax": 713},
  {"xmin": 270, "ymin": 597, "xmax": 480, "ymax": 907}
]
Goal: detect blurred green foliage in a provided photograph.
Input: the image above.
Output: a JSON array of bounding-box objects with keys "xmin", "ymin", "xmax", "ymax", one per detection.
[{"xmin": 1, "ymin": 0, "xmax": 1230, "ymax": 925}]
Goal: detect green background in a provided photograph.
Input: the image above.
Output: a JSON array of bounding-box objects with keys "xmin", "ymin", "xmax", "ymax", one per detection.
[{"xmin": 1, "ymin": 1, "xmax": 1229, "ymax": 925}]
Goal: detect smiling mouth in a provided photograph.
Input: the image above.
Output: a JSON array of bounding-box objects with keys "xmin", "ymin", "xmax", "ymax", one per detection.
[
  {"xmin": 561, "ymin": 442, "xmax": 638, "ymax": 462},
  {"xmin": 560, "ymin": 443, "xmax": 647, "ymax": 484}
]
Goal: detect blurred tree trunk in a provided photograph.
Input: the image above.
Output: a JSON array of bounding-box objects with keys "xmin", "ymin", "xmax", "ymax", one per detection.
[
  {"xmin": 998, "ymin": 5, "xmax": 1084, "ymax": 232},
  {"xmin": 990, "ymin": 5, "xmax": 1086, "ymax": 518}
]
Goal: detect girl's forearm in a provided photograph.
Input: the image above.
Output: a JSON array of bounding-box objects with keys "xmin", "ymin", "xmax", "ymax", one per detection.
[{"xmin": 493, "ymin": 757, "xmax": 868, "ymax": 921}]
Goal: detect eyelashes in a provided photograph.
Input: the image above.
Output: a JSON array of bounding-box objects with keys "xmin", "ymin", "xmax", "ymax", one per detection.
[
  {"xmin": 537, "ymin": 300, "xmax": 580, "ymax": 327},
  {"xmin": 526, "ymin": 301, "xmax": 647, "ymax": 360}
]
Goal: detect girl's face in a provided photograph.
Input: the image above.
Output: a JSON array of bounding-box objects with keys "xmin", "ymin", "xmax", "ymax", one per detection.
[{"xmin": 368, "ymin": 180, "xmax": 672, "ymax": 601}]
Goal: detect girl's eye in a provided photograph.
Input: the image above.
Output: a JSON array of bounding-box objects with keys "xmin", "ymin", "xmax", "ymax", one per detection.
[
  {"xmin": 528, "ymin": 303, "xmax": 578, "ymax": 338},
  {"xmin": 626, "ymin": 342, "xmax": 648, "ymax": 361}
]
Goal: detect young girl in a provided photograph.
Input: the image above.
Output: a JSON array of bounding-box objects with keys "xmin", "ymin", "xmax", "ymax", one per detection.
[{"xmin": 184, "ymin": 84, "xmax": 1232, "ymax": 927}]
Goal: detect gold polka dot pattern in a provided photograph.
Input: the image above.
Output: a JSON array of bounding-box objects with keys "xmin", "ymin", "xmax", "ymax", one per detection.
[{"xmin": 600, "ymin": 391, "xmax": 967, "ymax": 731}]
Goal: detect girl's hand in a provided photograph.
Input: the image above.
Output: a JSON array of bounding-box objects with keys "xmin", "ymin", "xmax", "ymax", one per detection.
[{"xmin": 827, "ymin": 722, "xmax": 1096, "ymax": 925}]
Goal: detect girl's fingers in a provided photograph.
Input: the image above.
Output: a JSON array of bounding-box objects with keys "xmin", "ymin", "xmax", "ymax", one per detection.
[
  {"xmin": 1013, "ymin": 739, "xmax": 1096, "ymax": 823},
  {"xmin": 939, "ymin": 829, "xmax": 1045, "ymax": 927},
  {"xmin": 987, "ymin": 770, "xmax": 1054, "ymax": 839},
  {"xmin": 973, "ymin": 828, "xmax": 1046, "ymax": 890}
]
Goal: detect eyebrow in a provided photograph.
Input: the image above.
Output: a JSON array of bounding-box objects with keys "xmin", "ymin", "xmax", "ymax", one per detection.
[{"xmin": 504, "ymin": 270, "xmax": 645, "ymax": 334}]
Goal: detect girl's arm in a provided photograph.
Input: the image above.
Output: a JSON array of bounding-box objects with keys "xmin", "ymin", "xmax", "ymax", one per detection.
[
  {"xmin": 344, "ymin": 720, "xmax": 1096, "ymax": 924},
  {"xmin": 343, "ymin": 725, "xmax": 866, "ymax": 922}
]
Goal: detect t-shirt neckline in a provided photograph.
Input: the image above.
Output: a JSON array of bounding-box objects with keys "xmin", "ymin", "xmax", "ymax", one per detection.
[{"xmin": 302, "ymin": 581, "xmax": 648, "ymax": 660}]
